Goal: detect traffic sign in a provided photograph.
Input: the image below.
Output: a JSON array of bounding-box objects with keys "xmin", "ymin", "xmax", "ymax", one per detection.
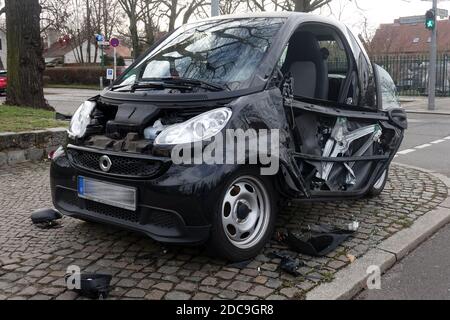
[
  {"xmin": 106, "ymin": 69, "xmax": 114, "ymax": 80},
  {"xmin": 98, "ymin": 41, "xmax": 110, "ymax": 46},
  {"xmin": 399, "ymin": 15, "xmax": 426, "ymax": 25},
  {"xmin": 110, "ymin": 38, "xmax": 120, "ymax": 48},
  {"xmin": 437, "ymin": 8, "xmax": 449, "ymax": 18},
  {"xmin": 95, "ymin": 34, "xmax": 104, "ymax": 42}
]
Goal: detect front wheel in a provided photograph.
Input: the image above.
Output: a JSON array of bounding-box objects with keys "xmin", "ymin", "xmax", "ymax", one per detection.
[
  {"xmin": 207, "ymin": 170, "xmax": 277, "ymax": 262},
  {"xmin": 368, "ymin": 169, "xmax": 389, "ymax": 197}
]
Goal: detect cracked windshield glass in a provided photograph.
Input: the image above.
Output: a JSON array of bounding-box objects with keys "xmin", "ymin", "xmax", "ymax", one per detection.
[{"xmin": 115, "ymin": 18, "xmax": 285, "ymax": 92}]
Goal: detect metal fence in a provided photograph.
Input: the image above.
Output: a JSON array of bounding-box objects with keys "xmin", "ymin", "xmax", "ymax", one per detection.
[
  {"xmin": 329, "ymin": 55, "xmax": 450, "ymax": 97},
  {"xmin": 372, "ymin": 55, "xmax": 450, "ymax": 97}
]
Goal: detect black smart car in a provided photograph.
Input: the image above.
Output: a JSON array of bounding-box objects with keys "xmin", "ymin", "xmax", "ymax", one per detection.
[{"xmin": 50, "ymin": 13, "xmax": 407, "ymax": 261}]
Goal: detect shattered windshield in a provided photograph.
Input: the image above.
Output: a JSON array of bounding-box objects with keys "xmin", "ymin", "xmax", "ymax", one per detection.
[{"xmin": 114, "ymin": 17, "xmax": 286, "ymax": 92}]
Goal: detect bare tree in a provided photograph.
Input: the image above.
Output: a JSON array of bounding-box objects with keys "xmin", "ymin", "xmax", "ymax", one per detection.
[
  {"xmin": 40, "ymin": 0, "xmax": 71, "ymax": 34},
  {"xmin": 221, "ymin": 0, "xmax": 242, "ymax": 15},
  {"xmin": 3, "ymin": 0, "xmax": 48, "ymax": 109},
  {"xmin": 118, "ymin": 0, "xmax": 143, "ymax": 58}
]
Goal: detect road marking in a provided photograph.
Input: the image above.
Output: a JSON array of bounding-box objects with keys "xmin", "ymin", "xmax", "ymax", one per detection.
[
  {"xmin": 431, "ymin": 139, "xmax": 446, "ymax": 144},
  {"xmin": 444, "ymin": 136, "xmax": 450, "ymax": 140},
  {"xmin": 415, "ymin": 143, "xmax": 432, "ymax": 149},
  {"xmin": 398, "ymin": 149, "xmax": 416, "ymax": 155}
]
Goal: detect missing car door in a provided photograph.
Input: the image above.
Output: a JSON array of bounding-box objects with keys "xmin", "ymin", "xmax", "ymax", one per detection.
[{"xmin": 279, "ymin": 24, "xmax": 396, "ymax": 198}]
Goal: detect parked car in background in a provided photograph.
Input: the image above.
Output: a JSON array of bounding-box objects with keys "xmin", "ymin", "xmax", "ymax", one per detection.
[{"xmin": 0, "ymin": 70, "xmax": 7, "ymax": 95}]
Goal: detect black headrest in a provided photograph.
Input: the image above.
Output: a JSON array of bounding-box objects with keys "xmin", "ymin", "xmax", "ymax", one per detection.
[{"xmin": 286, "ymin": 32, "xmax": 322, "ymax": 63}]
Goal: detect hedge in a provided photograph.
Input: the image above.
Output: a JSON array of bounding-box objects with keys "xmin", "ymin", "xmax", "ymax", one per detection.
[
  {"xmin": 44, "ymin": 67, "xmax": 102, "ymax": 85},
  {"xmin": 44, "ymin": 66, "xmax": 127, "ymax": 86}
]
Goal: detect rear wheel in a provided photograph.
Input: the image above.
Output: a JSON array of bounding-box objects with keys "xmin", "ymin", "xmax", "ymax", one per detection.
[
  {"xmin": 368, "ymin": 169, "xmax": 389, "ymax": 197},
  {"xmin": 208, "ymin": 170, "xmax": 277, "ymax": 262}
]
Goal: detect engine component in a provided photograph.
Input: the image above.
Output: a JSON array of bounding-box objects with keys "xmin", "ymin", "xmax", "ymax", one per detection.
[
  {"xmin": 106, "ymin": 103, "xmax": 159, "ymax": 138},
  {"xmin": 144, "ymin": 119, "xmax": 167, "ymax": 141}
]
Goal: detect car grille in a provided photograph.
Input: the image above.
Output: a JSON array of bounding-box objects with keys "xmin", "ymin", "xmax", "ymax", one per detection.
[
  {"xmin": 67, "ymin": 148, "xmax": 164, "ymax": 178},
  {"xmin": 84, "ymin": 200, "xmax": 178, "ymax": 228},
  {"xmin": 56, "ymin": 188, "xmax": 180, "ymax": 228},
  {"xmin": 85, "ymin": 200, "xmax": 139, "ymax": 223}
]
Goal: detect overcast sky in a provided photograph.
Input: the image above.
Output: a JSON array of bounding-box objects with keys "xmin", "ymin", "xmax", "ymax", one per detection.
[{"xmin": 324, "ymin": 0, "xmax": 450, "ymax": 34}]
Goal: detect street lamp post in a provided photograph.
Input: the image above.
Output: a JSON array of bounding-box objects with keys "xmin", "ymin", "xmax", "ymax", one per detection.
[{"xmin": 428, "ymin": 0, "xmax": 438, "ymax": 111}]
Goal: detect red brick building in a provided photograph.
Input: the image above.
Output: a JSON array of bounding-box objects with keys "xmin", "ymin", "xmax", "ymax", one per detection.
[{"xmin": 371, "ymin": 19, "xmax": 450, "ymax": 55}]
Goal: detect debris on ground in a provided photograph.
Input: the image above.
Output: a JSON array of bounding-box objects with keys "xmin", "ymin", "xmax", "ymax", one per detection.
[
  {"xmin": 277, "ymin": 222, "xmax": 359, "ymax": 257},
  {"xmin": 31, "ymin": 208, "xmax": 63, "ymax": 229},
  {"xmin": 64, "ymin": 273, "xmax": 112, "ymax": 300}
]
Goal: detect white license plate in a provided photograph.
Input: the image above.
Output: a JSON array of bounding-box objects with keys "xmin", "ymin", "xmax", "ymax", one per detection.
[{"xmin": 78, "ymin": 177, "xmax": 137, "ymax": 211}]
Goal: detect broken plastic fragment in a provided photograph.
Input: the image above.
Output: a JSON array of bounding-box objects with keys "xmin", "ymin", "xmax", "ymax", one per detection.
[
  {"xmin": 285, "ymin": 224, "xmax": 356, "ymax": 257},
  {"xmin": 64, "ymin": 273, "xmax": 112, "ymax": 300},
  {"xmin": 31, "ymin": 208, "xmax": 63, "ymax": 229}
]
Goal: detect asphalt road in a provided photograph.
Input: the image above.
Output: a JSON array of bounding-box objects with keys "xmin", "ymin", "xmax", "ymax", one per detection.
[
  {"xmin": 0, "ymin": 88, "xmax": 99, "ymax": 116},
  {"xmin": 358, "ymin": 112, "xmax": 450, "ymax": 300}
]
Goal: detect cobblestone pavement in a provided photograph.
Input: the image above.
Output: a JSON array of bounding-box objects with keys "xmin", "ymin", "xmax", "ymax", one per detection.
[{"xmin": 0, "ymin": 162, "xmax": 447, "ymax": 300}]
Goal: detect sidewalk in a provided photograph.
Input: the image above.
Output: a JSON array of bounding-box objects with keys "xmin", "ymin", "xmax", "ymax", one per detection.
[
  {"xmin": 400, "ymin": 96, "xmax": 450, "ymax": 115},
  {"xmin": 0, "ymin": 162, "xmax": 447, "ymax": 300}
]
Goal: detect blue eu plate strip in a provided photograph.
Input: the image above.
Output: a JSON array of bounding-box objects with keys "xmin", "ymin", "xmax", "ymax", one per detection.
[{"xmin": 78, "ymin": 176, "xmax": 85, "ymax": 195}]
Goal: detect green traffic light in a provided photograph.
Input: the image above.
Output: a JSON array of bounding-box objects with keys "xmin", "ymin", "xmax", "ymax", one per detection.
[{"xmin": 427, "ymin": 20, "xmax": 435, "ymax": 29}]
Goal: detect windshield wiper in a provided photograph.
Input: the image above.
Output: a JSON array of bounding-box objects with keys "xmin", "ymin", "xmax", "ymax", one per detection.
[
  {"xmin": 142, "ymin": 77, "xmax": 229, "ymax": 92},
  {"xmin": 130, "ymin": 81, "xmax": 193, "ymax": 92},
  {"xmin": 112, "ymin": 77, "xmax": 229, "ymax": 93}
]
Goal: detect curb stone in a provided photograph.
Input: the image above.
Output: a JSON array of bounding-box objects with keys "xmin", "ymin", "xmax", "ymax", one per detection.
[
  {"xmin": 406, "ymin": 111, "xmax": 450, "ymax": 116},
  {"xmin": 306, "ymin": 163, "xmax": 450, "ymax": 300}
]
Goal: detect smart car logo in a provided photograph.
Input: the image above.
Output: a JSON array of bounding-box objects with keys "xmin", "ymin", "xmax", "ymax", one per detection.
[{"xmin": 99, "ymin": 155, "xmax": 112, "ymax": 172}]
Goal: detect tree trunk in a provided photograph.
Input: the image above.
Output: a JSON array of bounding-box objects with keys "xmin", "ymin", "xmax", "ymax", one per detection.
[
  {"xmin": 168, "ymin": 0, "xmax": 178, "ymax": 32},
  {"xmin": 294, "ymin": 0, "xmax": 310, "ymax": 12},
  {"xmin": 86, "ymin": 0, "xmax": 92, "ymax": 64},
  {"xmin": 130, "ymin": 16, "xmax": 141, "ymax": 59},
  {"xmin": 5, "ymin": 0, "xmax": 49, "ymax": 109}
]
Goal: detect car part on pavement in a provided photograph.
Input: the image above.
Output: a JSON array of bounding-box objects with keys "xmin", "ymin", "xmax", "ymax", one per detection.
[
  {"xmin": 285, "ymin": 224, "xmax": 358, "ymax": 257},
  {"xmin": 270, "ymin": 252, "xmax": 305, "ymax": 277},
  {"xmin": 64, "ymin": 273, "xmax": 112, "ymax": 300},
  {"xmin": 31, "ymin": 208, "xmax": 63, "ymax": 229}
]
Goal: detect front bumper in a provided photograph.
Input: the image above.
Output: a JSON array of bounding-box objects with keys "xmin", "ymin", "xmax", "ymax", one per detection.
[{"xmin": 50, "ymin": 148, "xmax": 237, "ymax": 244}]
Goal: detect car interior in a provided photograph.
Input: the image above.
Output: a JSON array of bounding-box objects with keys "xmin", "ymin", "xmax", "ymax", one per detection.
[
  {"xmin": 278, "ymin": 24, "xmax": 396, "ymax": 195},
  {"xmin": 279, "ymin": 24, "xmax": 357, "ymax": 106}
]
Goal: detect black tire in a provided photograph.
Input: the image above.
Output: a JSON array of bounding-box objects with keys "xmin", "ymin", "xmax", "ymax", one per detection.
[
  {"xmin": 367, "ymin": 169, "xmax": 389, "ymax": 197},
  {"xmin": 207, "ymin": 168, "xmax": 278, "ymax": 262}
]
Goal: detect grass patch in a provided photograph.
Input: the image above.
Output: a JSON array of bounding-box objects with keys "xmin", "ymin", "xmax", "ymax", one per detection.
[
  {"xmin": 0, "ymin": 105, "xmax": 68, "ymax": 133},
  {"xmin": 45, "ymin": 84, "xmax": 100, "ymax": 90}
]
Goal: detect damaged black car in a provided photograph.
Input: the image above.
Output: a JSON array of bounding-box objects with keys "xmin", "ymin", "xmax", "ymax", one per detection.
[{"xmin": 50, "ymin": 12, "xmax": 407, "ymax": 262}]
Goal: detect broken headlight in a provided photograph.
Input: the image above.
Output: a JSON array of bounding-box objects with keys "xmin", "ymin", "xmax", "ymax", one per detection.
[
  {"xmin": 155, "ymin": 108, "xmax": 232, "ymax": 145},
  {"xmin": 68, "ymin": 101, "xmax": 96, "ymax": 139}
]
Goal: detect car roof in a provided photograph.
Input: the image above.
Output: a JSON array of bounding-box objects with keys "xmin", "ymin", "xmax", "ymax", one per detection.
[{"xmin": 195, "ymin": 11, "xmax": 348, "ymax": 30}]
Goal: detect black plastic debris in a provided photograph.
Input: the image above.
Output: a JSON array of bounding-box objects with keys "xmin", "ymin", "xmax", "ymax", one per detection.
[
  {"xmin": 31, "ymin": 208, "xmax": 63, "ymax": 229},
  {"xmin": 286, "ymin": 223, "xmax": 358, "ymax": 257},
  {"xmin": 270, "ymin": 252, "xmax": 305, "ymax": 277},
  {"xmin": 135, "ymin": 247, "xmax": 169, "ymax": 264},
  {"xmin": 64, "ymin": 273, "xmax": 112, "ymax": 300},
  {"xmin": 227, "ymin": 259, "xmax": 252, "ymax": 270}
]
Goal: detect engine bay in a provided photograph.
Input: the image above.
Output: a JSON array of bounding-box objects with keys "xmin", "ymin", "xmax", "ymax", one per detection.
[{"xmin": 81, "ymin": 101, "xmax": 208, "ymax": 155}]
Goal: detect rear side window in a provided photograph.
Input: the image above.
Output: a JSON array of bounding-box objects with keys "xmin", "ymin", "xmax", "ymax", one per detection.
[
  {"xmin": 375, "ymin": 65, "xmax": 401, "ymax": 110},
  {"xmin": 319, "ymin": 40, "xmax": 349, "ymax": 76}
]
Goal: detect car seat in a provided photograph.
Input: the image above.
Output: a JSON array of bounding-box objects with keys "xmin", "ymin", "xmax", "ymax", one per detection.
[{"xmin": 282, "ymin": 32, "xmax": 329, "ymax": 100}]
